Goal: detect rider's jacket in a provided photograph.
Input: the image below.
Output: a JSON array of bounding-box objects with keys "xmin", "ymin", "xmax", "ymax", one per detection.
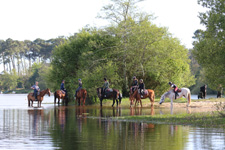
[
  {"xmin": 32, "ymin": 85, "xmax": 40, "ymax": 93},
  {"xmin": 171, "ymin": 84, "xmax": 178, "ymax": 91},
  {"xmin": 78, "ymin": 81, "xmax": 82, "ymax": 88},
  {"xmin": 60, "ymin": 83, "xmax": 65, "ymax": 91},
  {"xmin": 131, "ymin": 79, "xmax": 138, "ymax": 86},
  {"xmin": 139, "ymin": 83, "xmax": 145, "ymax": 90},
  {"xmin": 103, "ymin": 81, "xmax": 109, "ymax": 90}
]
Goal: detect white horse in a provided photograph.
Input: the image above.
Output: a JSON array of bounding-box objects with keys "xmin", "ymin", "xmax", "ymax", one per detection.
[{"xmin": 159, "ymin": 88, "xmax": 191, "ymax": 107}]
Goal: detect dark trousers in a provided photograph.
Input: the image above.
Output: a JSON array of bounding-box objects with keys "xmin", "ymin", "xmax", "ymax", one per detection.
[{"xmin": 34, "ymin": 91, "xmax": 38, "ymax": 100}]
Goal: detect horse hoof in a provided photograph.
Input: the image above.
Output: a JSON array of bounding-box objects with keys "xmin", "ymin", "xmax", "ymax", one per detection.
[{"xmin": 159, "ymin": 102, "xmax": 162, "ymax": 105}]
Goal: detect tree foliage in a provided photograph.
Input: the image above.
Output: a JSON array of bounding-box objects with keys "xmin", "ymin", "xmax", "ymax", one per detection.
[
  {"xmin": 49, "ymin": 20, "xmax": 194, "ymax": 102},
  {"xmin": 192, "ymin": 0, "xmax": 225, "ymax": 89}
]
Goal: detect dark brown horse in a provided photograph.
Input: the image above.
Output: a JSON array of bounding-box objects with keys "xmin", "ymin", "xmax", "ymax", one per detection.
[
  {"xmin": 75, "ymin": 89, "xmax": 87, "ymax": 106},
  {"xmin": 54, "ymin": 90, "xmax": 68, "ymax": 105},
  {"xmin": 27, "ymin": 88, "xmax": 51, "ymax": 107},
  {"xmin": 130, "ymin": 89, "xmax": 155, "ymax": 107},
  {"xmin": 97, "ymin": 87, "xmax": 122, "ymax": 107}
]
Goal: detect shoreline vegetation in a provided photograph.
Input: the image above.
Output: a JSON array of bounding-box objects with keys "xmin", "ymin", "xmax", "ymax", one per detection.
[{"xmin": 94, "ymin": 98, "xmax": 225, "ymax": 128}]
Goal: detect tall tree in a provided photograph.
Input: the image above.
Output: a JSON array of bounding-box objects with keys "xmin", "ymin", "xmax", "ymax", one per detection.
[{"xmin": 192, "ymin": 0, "xmax": 225, "ymax": 89}]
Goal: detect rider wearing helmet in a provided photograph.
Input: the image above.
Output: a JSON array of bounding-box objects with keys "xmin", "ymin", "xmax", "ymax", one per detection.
[
  {"xmin": 75, "ymin": 79, "xmax": 82, "ymax": 98},
  {"xmin": 138, "ymin": 79, "xmax": 145, "ymax": 98},
  {"xmin": 169, "ymin": 82, "xmax": 179, "ymax": 99},
  {"xmin": 130, "ymin": 76, "xmax": 138, "ymax": 94}
]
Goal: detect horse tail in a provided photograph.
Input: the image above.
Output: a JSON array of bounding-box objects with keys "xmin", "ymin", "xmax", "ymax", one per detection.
[
  {"xmin": 119, "ymin": 92, "xmax": 122, "ymax": 104},
  {"xmin": 54, "ymin": 91, "xmax": 56, "ymax": 104},
  {"xmin": 188, "ymin": 91, "xmax": 191, "ymax": 105}
]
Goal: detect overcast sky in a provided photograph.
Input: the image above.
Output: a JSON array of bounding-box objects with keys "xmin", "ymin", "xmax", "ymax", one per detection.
[{"xmin": 0, "ymin": 0, "xmax": 206, "ymax": 49}]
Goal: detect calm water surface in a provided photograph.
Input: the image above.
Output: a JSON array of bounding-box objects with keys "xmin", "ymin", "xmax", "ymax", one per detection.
[{"xmin": 0, "ymin": 94, "xmax": 224, "ymax": 150}]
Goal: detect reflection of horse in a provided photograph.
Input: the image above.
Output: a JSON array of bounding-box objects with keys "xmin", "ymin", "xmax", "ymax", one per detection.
[
  {"xmin": 97, "ymin": 88, "xmax": 122, "ymax": 107},
  {"xmin": 28, "ymin": 109, "xmax": 44, "ymax": 134},
  {"xmin": 27, "ymin": 88, "xmax": 51, "ymax": 107},
  {"xmin": 130, "ymin": 89, "xmax": 155, "ymax": 107},
  {"xmin": 159, "ymin": 88, "xmax": 191, "ymax": 107},
  {"xmin": 75, "ymin": 89, "xmax": 87, "ymax": 106},
  {"xmin": 54, "ymin": 90, "xmax": 68, "ymax": 105}
]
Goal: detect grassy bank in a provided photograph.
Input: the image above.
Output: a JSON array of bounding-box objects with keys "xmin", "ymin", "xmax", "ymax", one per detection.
[{"xmin": 113, "ymin": 112, "xmax": 225, "ymax": 127}]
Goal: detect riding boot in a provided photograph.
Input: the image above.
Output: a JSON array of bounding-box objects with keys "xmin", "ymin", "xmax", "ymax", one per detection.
[{"xmin": 175, "ymin": 92, "xmax": 179, "ymax": 99}]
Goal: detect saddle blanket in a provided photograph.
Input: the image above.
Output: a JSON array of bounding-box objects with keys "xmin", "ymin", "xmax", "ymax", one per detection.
[{"xmin": 106, "ymin": 88, "xmax": 113, "ymax": 92}]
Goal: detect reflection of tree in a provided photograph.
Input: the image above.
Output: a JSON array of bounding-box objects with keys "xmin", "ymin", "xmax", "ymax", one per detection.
[{"xmin": 47, "ymin": 106, "xmax": 190, "ymax": 150}]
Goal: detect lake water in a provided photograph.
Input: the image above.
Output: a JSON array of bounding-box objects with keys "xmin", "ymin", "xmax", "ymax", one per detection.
[{"xmin": 0, "ymin": 94, "xmax": 224, "ymax": 150}]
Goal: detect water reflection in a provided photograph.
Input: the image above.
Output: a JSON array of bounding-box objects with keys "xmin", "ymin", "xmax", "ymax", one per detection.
[{"xmin": 0, "ymin": 104, "xmax": 225, "ymax": 149}]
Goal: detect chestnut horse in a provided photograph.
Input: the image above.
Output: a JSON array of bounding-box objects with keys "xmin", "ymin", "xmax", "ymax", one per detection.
[
  {"xmin": 54, "ymin": 90, "xmax": 68, "ymax": 105},
  {"xmin": 130, "ymin": 89, "xmax": 155, "ymax": 107},
  {"xmin": 97, "ymin": 88, "xmax": 122, "ymax": 107},
  {"xmin": 75, "ymin": 89, "xmax": 87, "ymax": 106},
  {"xmin": 27, "ymin": 88, "xmax": 51, "ymax": 107}
]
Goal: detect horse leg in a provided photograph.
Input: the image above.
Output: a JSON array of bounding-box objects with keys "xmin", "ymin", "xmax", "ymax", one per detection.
[
  {"xmin": 100, "ymin": 98, "xmax": 103, "ymax": 107},
  {"xmin": 28, "ymin": 99, "xmax": 30, "ymax": 107},
  {"xmin": 78, "ymin": 98, "xmax": 81, "ymax": 106},
  {"xmin": 135, "ymin": 99, "xmax": 137, "ymax": 107},
  {"xmin": 140, "ymin": 100, "xmax": 142, "ymax": 107},
  {"xmin": 58, "ymin": 97, "xmax": 60, "ymax": 105},
  {"xmin": 82, "ymin": 98, "xmax": 85, "ymax": 106},
  {"xmin": 112, "ymin": 99, "xmax": 115, "ymax": 107},
  {"xmin": 170, "ymin": 98, "xmax": 173, "ymax": 107}
]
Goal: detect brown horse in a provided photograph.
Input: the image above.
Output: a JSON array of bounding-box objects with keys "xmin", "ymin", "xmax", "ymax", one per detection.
[
  {"xmin": 75, "ymin": 89, "xmax": 87, "ymax": 106},
  {"xmin": 130, "ymin": 89, "xmax": 155, "ymax": 107},
  {"xmin": 97, "ymin": 87, "xmax": 122, "ymax": 107},
  {"xmin": 54, "ymin": 90, "xmax": 69, "ymax": 105},
  {"xmin": 27, "ymin": 88, "xmax": 51, "ymax": 107}
]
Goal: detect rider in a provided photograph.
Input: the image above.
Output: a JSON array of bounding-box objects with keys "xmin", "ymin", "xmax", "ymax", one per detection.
[
  {"xmin": 130, "ymin": 76, "xmax": 138, "ymax": 94},
  {"xmin": 102, "ymin": 78, "xmax": 109, "ymax": 97},
  {"xmin": 168, "ymin": 82, "xmax": 179, "ymax": 99},
  {"xmin": 60, "ymin": 80, "xmax": 66, "ymax": 94},
  {"xmin": 31, "ymin": 81, "xmax": 40, "ymax": 101},
  {"xmin": 75, "ymin": 79, "xmax": 82, "ymax": 98},
  {"xmin": 138, "ymin": 79, "xmax": 145, "ymax": 98}
]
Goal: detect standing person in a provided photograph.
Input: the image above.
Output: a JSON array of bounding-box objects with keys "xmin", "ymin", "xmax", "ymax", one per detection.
[
  {"xmin": 168, "ymin": 82, "xmax": 179, "ymax": 99},
  {"xmin": 130, "ymin": 76, "xmax": 138, "ymax": 94},
  {"xmin": 217, "ymin": 84, "xmax": 223, "ymax": 98},
  {"xmin": 60, "ymin": 80, "xmax": 66, "ymax": 94},
  {"xmin": 102, "ymin": 78, "xmax": 109, "ymax": 97},
  {"xmin": 75, "ymin": 79, "xmax": 82, "ymax": 98},
  {"xmin": 31, "ymin": 81, "xmax": 40, "ymax": 101},
  {"xmin": 138, "ymin": 79, "xmax": 145, "ymax": 98},
  {"xmin": 200, "ymin": 84, "xmax": 207, "ymax": 99}
]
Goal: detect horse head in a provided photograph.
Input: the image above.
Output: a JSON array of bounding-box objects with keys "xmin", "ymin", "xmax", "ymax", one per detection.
[
  {"xmin": 159, "ymin": 93, "xmax": 166, "ymax": 105},
  {"xmin": 96, "ymin": 88, "xmax": 101, "ymax": 98},
  {"xmin": 47, "ymin": 88, "xmax": 51, "ymax": 97}
]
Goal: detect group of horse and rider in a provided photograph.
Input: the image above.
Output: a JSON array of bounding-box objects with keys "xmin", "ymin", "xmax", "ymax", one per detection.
[{"xmin": 27, "ymin": 75, "xmax": 192, "ymax": 107}]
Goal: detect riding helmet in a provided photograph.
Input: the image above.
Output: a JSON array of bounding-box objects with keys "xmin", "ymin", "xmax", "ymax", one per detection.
[{"xmin": 168, "ymin": 82, "xmax": 172, "ymax": 85}]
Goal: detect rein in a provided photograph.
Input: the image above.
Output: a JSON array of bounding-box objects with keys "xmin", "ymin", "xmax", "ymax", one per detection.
[{"xmin": 39, "ymin": 89, "xmax": 49, "ymax": 97}]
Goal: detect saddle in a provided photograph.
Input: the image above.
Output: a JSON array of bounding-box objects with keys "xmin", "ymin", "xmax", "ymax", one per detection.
[
  {"xmin": 177, "ymin": 89, "xmax": 182, "ymax": 93},
  {"xmin": 138, "ymin": 89, "xmax": 148, "ymax": 96}
]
